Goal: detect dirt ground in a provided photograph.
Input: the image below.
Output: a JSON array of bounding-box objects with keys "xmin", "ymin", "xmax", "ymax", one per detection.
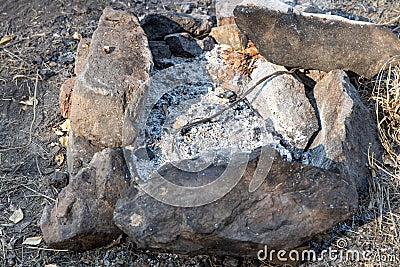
[{"xmin": 1, "ymin": 0, "xmax": 400, "ymax": 266}]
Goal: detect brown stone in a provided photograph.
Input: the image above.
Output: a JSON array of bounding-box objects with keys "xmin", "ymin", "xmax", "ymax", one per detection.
[
  {"xmin": 209, "ymin": 24, "xmax": 247, "ymax": 51},
  {"xmin": 69, "ymin": 7, "xmax": 152, "ymax": 147},
  {"xmin": 59, "ymin": 77, "xmax": 75, "ymax": 119},
  {"xmin": 233, "ymin": 0, "xmax": 400, "ymax": 78},
  {"xmin": 41, "ymin": 148, "xmax": 129, "ymax": 251}
]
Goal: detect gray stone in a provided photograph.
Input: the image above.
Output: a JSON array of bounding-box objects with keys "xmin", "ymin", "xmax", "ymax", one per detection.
[
  {"xmin": 41, "ymin": 148, "xmax": 129, "ymax": 251},
  {"xmin": 149, "ymin": 41, "xmax": 172, "ymax": 60},
  {"xmin": 233, "ymin": 0, "xmax": 400, "ymax": 78},
  {"xmin": 66, "ymin": 129, "xmax": 104, "ymax": 177},
  {"xmin": 247, "ymin": 60, "xmax": 319, "ymax": 149},
  {"xmin": 114, "ymin": 148, "xmax": 357, "ymax": 256},
  {"xmin": 69, "ymin": 7, "xmax": 152, "ymax": 147},
  {"xmin": 165, "ymin": 32, "xmax": 204, "ymax": 57},
  {"xmin": 141, "ymin": 12, "xmax": 213, "ymax": 41},
  {"xmin": 148, "ymin": 41, "xmax": 172, "ymax": 68},
  {"xmin": 209, "ymin": 24, "xmax": 247, "ymax": 51},
  {"xmin": 196, "ymin": 36, "xmax": 215, "ymax": 52},
  {"xmin": 310, "ymin": 70, "xmax": 381, "ymax": 193}
]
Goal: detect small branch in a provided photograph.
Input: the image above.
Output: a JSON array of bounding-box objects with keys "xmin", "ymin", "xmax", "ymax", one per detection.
[{"xmin": 21, "ymin": 184, "xmax": 56, "ymax": 202}]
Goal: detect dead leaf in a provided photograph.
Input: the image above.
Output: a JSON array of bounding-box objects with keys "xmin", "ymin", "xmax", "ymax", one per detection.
[
  {"xmin": 60, "ymin": 119, "xmax": 71, "ymax": 132},
  {"xmin": 54, "ymin": 130, "xmax": 64, "ymax": 136},
  {"xmin": 382, "ymin": 153, "xmax": 398, "ymax": 168},
  {"xmin": 20, "ymin": 96, "xmax": 38, "ymax": 110},
  {"xmin": 55, "ymin": 154, "xmax": 65, "ymax": 166},
  {"xmin": 72, "ymin": 31, "xmax": 81, "ymax": 41},
  {"xmin": 9, "ymin": 208, "xmax": 24, "ymax": 224},
  {"xmin": 0, "ymin": 35, "xmax": 12, "ymax": 45},
  {"xmin": 22, "ymin": 236, "xmax": 42, "ymax": 245},
  {"xmin": 59, "ymin": 136, "xmax": 68, "ymax": 147}
]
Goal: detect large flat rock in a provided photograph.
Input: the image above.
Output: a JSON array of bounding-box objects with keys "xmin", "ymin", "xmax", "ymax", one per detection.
[
  {"xmin": 114, "ymin": 148, "xmax": 358, "ymax": 256},
  {"xmin": 233, "ymin": 0, "xmax": 400, "ymax": 78},
  {"xmin": 69, "ymin": 7, "xmax": 152, "ymax": 147}
]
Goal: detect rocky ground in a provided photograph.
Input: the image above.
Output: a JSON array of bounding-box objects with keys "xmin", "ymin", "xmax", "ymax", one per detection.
[{"xmin": 1, "ymin": 0, "xmax": 400, "ymax": 266}]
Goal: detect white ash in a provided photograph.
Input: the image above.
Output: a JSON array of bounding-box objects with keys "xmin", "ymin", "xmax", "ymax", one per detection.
[
  {"xmin": 142, "ymin": 46, "xmax": 315, "ymax": 173},
  {"xmin": 145, "ymin": 82, "xmax": 277, "ymax": 166}
]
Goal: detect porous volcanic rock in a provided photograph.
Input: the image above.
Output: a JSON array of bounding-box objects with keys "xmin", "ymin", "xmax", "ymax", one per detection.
[
  {"xmin": 59, "ymin": 77, "xmax": 75, "ymax": 119},
  {"xmin": 66, "ymin": 129, "xmax": 104, "ymax": 177},
  {"xmin": 41, "ymin": 148, "xmax": 129, "ymax": 251}
]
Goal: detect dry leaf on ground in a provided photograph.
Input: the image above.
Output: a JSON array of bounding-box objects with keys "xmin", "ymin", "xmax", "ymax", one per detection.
[
  {"xmin": 60, "ymin": 119, "xmax": 71, "ymax": 132},
  {"xmin": 59, "ymin": 136, "xmax": 68, "ymax": 147},
  {"xmin": 55, "ymin": 154, "xmax": 65, "ymax": 166},
  {"xmin": 9, "ymin": 208, "xmax": 24, "ymax": 224},
  {"xmin": 0, "ymin": 35, "xmax": 12, "ymax": 45},
  {"xmin": 22, "ymin": 236, "xmax": 42, "ymax": 245}
]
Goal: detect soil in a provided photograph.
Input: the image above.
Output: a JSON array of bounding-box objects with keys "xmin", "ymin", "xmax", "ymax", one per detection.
[{"xmin": 0, "ymin": 0, "xmax": 399, "ymax": 266}]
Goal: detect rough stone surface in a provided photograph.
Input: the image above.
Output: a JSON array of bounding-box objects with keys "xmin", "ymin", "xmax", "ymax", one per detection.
[
  {"xmin": 74, "ymin": 38, "xmax": 91, "ymax": 75},
  {"xmin": 114, "ymin": 149, "xmax": 357, "ymax": 256},
  {"xmin": 148, "ymin": 41, "xmax": 172, "ymax": 68},
  {"xmin": 59, "ymin": 77, "xmax": 75, "ymax": 119},
  {"xmin": 209, "ymin": 24, "xmax": 247, "ymax": 51},
  {"xmin": 215, "ymin": 0, "xmax": 243, "ymax": 26},
  {"xmin": 41, "ymin": 148, "xmax": 129, "ymax": 251},
  {"xmin": 310, "ymin": 70, "xmax": 381, "ymax": 193},
  {"xmin": 66, "ymin": 129, "xmax": 104, "ymax": 177},
  {"xmin": 149, "ymin": 41, "xmax": 171, "ymax": 60},
  {"xmin": 69, "ymin": 7, "xmax": 152, "ymax": 147},
  {"xmin": 247, "ymin": 60, "xmax": 319, "ymax": 149},
  {"xmin": 141, "ymin": 12, "xmax": 213, "ymax": 41},
  {"xmin": 59, "ymin": 38, "xmax": 90, "ymax": 119},
  {"xmin": 196, "ymin": 36, "xmax": 215, "ymax": 52},
  {"xmin": 233, "ymin": 0, "xmax": 400, "ymax": 78},
  {"xmin": 165, "ymin": 32, "xmax": 204, "ymax": 57}
]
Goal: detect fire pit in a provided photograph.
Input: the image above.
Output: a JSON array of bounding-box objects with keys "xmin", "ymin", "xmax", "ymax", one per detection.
[{"xmin": 41, "ymin": 5, "xmax": 381, "ymax": 258}]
